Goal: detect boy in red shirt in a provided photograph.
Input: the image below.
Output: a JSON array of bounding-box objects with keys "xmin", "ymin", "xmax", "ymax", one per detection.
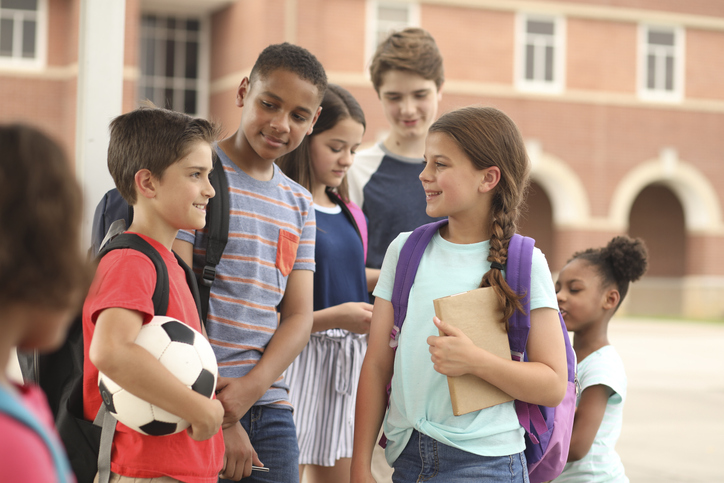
[{"xmin": 82, "ymin": 107, "xmax": 225, "ymax": 482}]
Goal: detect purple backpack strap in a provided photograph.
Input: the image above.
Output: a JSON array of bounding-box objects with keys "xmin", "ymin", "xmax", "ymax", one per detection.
[
  {"xmin": 390, "ymin": 219, "xmax": 449, "ymax": 348},
  {"xmin": 507, "ymin": 234, "xmax": 577, "ymax": 483},
  {"xmin": 379, "ymin": 219, "xmax": 448, "ymax": 449}
]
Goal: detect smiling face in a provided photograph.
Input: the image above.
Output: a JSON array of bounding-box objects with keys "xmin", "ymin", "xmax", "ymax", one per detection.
[
  {"xmin": 420, "ymin": 131, "xmax": 493, "ymax": 221},
  {"xmin": 378, "ymin": 69, "xmax": 441, "ymax": 143},
  {"xmin": 154, "ymin": 141, "xmax": 215, "ymax": 231},
  {"xmin": 238, "ymin": 69, "xmax": 322, "ymax": 164},
  {"xmin": 309, "ymin": 117, "xmax": 365, "ymax": 194},
  {"xmin": 555, "ymin": 258, "xmax": 610, "ymax": 333}
]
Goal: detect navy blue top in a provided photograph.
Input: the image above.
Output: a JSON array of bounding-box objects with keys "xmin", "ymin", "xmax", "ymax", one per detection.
[
  {"xmin": 313, "ymin": 206, "xmax": 369, "ymax": 335},
  {"xmin": 362, "ymin": 155, "xmax": 440, "ymax": 269}
]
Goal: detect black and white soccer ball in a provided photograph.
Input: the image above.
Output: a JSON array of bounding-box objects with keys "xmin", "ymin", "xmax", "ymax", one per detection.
[{"xmin": 98, "ymin": 316, "xmax": 218, "ymax": 436}]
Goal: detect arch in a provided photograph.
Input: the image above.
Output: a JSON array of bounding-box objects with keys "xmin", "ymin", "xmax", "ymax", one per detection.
[
  {"xmin": 609, "ymin": 158, "xmax": 723, "ymax": 233},
  {"xmin": 528, "ymin": 146, "xmax": 591, "ymax": 227}
]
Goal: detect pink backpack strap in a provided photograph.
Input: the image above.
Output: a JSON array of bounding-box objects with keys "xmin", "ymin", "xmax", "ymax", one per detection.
[
  {"xmin": 331, "ymin": 192, "xmax": 368, "ymax": 263},
  {"xmin": 344, "ymin": 200, "xmax": 367, "ymax": 262}
]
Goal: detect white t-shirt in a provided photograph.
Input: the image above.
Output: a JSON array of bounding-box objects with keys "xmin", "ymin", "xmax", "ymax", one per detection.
[
  {"xmin": 555, "ymin": 345, "xmax": 628, "ymax": 483},
  {"xmin": 373, "ymin": 229, "xmax": 559, "ymax": 464}
]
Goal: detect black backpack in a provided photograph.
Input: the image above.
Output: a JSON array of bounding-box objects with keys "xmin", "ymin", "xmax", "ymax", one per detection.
[{"xmin": 18, "ymin": 153, "xmax": 230, "ymax": 482}]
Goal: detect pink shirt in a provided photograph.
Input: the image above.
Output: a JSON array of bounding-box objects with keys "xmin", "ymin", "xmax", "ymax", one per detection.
[{"xmin": 0, "ymin": 382, "xmax": 71, "ymax": 483}]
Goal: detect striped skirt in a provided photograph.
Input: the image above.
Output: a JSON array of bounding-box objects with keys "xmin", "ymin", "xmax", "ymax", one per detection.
[{"xmin": 285, "ymin": 331, "xmax": 367, "ymax": 466}]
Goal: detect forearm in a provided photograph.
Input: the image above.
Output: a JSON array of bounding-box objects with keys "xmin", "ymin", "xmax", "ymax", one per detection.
[
  {"xmin": 365, "ymin": 268, "xmax": 380, "ymax": 293},
  {"xmin": 92, "ymin": 342, "xmax": 212, "ymax": 423},
  {"xmin": 312, "ymin": 306, "xmax": 343, "ymax": 332},
  {"xmin": 351, "ymin": 355, "xmax": 391, "ymax": 473},
  {"xmin": 241, "ymin": 311, "xmax": 312, "ymax": 398},
  {"xmin": 468, "ymin": 349, "xmax": 566, "ymax": 407},
  {"xmin": 352, "ymin": 298, "xmax": 395, "ymax": 476}
]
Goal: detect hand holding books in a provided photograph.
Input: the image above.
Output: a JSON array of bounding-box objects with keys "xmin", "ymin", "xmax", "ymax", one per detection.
[{"xmin": 428, "ymin": 287, "xmax": 514, "ymax": 416}]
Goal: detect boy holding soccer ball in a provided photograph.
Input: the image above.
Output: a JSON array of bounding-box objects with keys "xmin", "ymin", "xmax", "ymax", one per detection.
[{"xmin": 82, "ymin": 107, "xmax": 225, "ymax": 482}]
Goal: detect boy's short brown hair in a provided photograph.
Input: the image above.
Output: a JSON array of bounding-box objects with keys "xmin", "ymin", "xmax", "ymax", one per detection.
[
  {"xmin": 369, "ymin": 27, "xmax": 445, "ymax": 93},
  {"xmin": 0, "ymin": 124, "xmax": 89, "ymax": 310},
  {"xmin": 108, "ymin": 106, "xmax": 220, "ymax": 204}
]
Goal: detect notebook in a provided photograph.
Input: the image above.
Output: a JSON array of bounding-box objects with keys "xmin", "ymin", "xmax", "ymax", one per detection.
[{"xmin": 433, "ymin": 287, "xmax": 514, "ymax": 416}]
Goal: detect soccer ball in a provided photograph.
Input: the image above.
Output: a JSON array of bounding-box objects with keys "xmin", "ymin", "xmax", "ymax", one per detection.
[{"xmin": 98, "ymin": 316, "xmax": 218, "ymax": 436}]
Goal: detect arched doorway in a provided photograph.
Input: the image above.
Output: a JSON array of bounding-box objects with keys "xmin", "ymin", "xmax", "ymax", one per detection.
[
  {"xmin": 627, "ymin": 183, "xmax": 686, "ymax": 315},
  {"xmin": 519, "ymin": 181, "xmax": 556, "ymax": 269}
]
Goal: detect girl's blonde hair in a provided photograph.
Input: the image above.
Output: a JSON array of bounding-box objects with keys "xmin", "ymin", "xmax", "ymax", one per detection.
[{"xmin": 429, "ymin": 106, "xmax": 530, "ymax": 327}]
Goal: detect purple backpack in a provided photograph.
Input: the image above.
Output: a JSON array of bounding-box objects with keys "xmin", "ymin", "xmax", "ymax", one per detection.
[{"xmin": 387, "ymin": 219, "xmax": 577, "ymax": 483}]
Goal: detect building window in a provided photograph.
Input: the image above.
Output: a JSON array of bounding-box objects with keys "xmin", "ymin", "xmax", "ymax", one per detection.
[
  {"xmin": 139, "ymin": 14, "xmax": 206, "ymax": 116},
  {"xmin": 0, "ymin": 0, "xmax": 45, "ymax": 68},
  {"xmin": 638, "ymin": 25, "xmax": 684, "ymax": 102},
  {"xmin": 365, "ymin": 1, "xmax": 419, "ymax": 67},
  {"xmin": 516, "ymin": 13, "xmax": 565, "ymax": 94}
]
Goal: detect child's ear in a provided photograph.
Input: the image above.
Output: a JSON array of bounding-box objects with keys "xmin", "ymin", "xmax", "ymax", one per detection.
[
  {"xmin": 602, "ymin": 288, "xmax": 620, "ymax": 311},
  {"xmin": 307, "ymin": 106, "xmax": 323, "ymax": 135},
  {"xmin": 436, "ymin": 82, "xmax": 445, "ymax": 101},
  {"xmin": 236, "ymin": 77, "xmax": 251, "ymax": 108},
  {"xmin": 479, "ymin": 166, "xmax": 501, "ymax": 194},
  {"xmin": 134, "ymin": 169, "xmax": 157, "ymax": 199}
]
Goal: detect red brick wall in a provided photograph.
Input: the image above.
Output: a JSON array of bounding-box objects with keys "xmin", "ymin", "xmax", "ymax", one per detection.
[
  {"xmin": 686, "ymin": 29, "xmax": 724, "ymax": 101},
  {"xmin": 567, "ymin": 18, "xmax": 636, "ymax": 93}
]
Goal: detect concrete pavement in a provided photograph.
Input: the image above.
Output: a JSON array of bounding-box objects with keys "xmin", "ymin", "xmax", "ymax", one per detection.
[
  {"xmin": 610, "ymin": 317, "xmax": 723, "ymax": 482},
  {"xmin": 361, "ymin": 317, "xmax": 724, "ymax": 482},
  {"xmin": 10, "ymin": 317, "xmax": 722, "ymax": 481}
]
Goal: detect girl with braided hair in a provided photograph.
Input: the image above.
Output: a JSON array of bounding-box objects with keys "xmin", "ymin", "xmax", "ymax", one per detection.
[
  {"xmin": 554, "ymin": 236, "xmax": 647, "ymax": 483},
  {"xmin": 351, "ymin": 106, "xmax": 568, "ymax": 482}
]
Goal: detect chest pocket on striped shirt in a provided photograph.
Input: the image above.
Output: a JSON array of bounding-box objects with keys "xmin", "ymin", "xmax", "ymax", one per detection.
[{"xmin": 276, "ymin": 229, "xmax": 300, "ymax": 277}]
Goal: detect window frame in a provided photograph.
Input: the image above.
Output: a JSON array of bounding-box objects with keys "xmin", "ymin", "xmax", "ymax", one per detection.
[
  {"xmin": 137, "ymin": 10, "xmax": 210, "ymax": 117},
  {"xmin": 0, "ymin": 0, "xmax": 47, "ymax": 70},
  {"xmin": 364, "ymin": 0, "xmax": 420, "ymax": 71},
  {"xmin": 637, "ymin": 23, "xmax": 685, "ymax": 103},
  {"xmin": 515, "ymin": 12, "xmax": 566, "ymax": 95}
]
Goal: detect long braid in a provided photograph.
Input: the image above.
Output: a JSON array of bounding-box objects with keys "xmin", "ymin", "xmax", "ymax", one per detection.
[
  {"xmin": 481, "ymin": 203, "xmax": 524, "ymax": 330},
  {"xmin": 430, "ymin": 106, "xmax": 530, "ymax": 332}
]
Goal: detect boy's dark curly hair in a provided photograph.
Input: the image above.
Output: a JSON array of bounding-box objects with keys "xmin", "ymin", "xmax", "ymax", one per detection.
[
  {"xmin": 250, "ymin": 42, "xmax": 328, "ymax": 101},
  {"xmin": 570, "ymin": 236, "xmax": 649, "ymax": 308}
]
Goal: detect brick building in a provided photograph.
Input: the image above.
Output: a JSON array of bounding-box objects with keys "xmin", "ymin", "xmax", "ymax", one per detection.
[{"xmin": 2, "ymin": 0, "xmax": 723, "ymax": 318}]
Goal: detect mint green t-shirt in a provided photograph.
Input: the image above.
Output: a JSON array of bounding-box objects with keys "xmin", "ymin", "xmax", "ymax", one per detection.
[
  {"xmin": 373, "ymin": 230, "xmax": 559, "ymax": 465},
  {"xmin": 554, "ymin": 345, "xmax": 628, "ymax": 483}
]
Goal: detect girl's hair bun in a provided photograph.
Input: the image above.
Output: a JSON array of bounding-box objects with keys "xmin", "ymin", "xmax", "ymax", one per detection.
[{"xmin": 603, "ymin": 236, "xmax": 649, "ymax": 284}]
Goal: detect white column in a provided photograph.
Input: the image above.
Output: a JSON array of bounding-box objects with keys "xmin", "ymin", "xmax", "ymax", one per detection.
[{"xmin": 75, "ymin": 0, "xmax": 127, "ymax": 250}]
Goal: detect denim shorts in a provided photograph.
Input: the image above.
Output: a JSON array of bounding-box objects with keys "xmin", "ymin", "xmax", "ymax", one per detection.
[
  {"xmin": 218, "ymin": 405, "xmax": 299, "ymax": 483},
  {"xmin": 391, "ymin": 430, "xmax": 529, "ymax": 483}
]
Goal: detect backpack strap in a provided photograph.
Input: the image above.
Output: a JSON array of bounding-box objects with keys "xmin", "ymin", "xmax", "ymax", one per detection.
[
  {"xmin": 0, "ymin": 386, "xmax": 71, "ymax": 483},
  {"xmin": 378, "ymin": 219, "xmax": 447, "ymax": 448},
  {"xmin": 176, "ymin": 253, "xmax": 204, "ymax": 326},
  {"xmin": 506, "ymin": 234, "xmax": 550, "ymax": 441},
  {"xmin": 506, "ymin": 234, "xmax": 534, "ymax": 361},
  {"xmin": 330, "ymin": 191, "xmax": 368, "ymax": 263},
  {"xmin": 333, "ymin": 192, "xmax": 368, "ymax": 262},
  {"xmin": 93, "ymin": 232, "xmax": 171, "ymax": 483},
  {"xmin": 100, "ymin": 233, "xmax": 170, "ymax": 315},
  {"xmin": 199, "ymin": 151, "xmax": 230, "ymax": 323},
  {"xmin": 390, "ymin": 219, "xmax": 448, "ymax": 348}
]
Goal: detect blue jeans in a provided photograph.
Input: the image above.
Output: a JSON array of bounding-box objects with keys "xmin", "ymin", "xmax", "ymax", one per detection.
[
  {"xmin": 219, "ymin": 406, "xmax": 299, "ymax": 483},
  {"xmin": 391, "ymin": 430, "xmax": 529, "ymax": 483}
]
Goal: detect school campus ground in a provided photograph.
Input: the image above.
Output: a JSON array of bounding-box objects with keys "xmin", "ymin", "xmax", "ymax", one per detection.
[
  {"xmin": 358, "ymin": 317, "xmax": 724, "ymax": 483},
  {"xmin": 9, "ymin": 316, "xmax": 721, "ymax": 481},
  {"xmin": 610, "ymin": 318, "xmax": 723, "ymax": 482}
]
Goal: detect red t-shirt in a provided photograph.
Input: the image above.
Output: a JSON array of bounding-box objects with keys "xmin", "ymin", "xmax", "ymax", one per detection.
[
  {"xmin": 0, "ymin": 383, "xmax": 73, "ymax": 483},
  {"xmin": 82, "ymin": 233, "xmax": 224, "ymax": 482}
]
